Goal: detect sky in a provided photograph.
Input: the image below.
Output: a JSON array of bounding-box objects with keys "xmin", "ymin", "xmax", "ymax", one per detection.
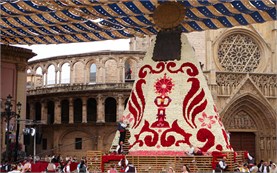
[{"xmin": 16, "ymin": 39, "xmax": 130, "ymax": 61}]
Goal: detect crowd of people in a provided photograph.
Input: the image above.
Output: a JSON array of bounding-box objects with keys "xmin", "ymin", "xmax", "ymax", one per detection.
[
  {"xmin": 0, "ymin": 155, "xmax": 88, "ymax": 173},
  {"xmin": 215, "ymin": 153, "xmax": 277, "ymax": 173}
]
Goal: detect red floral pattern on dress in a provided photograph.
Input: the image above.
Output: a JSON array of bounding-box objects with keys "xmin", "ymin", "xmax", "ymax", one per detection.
[
  {"xmin": 180, "ymin": 62, "xmax": 207, "ymax": 129},
  {"xmin": 160, "ymin": 120, "xmax": 192, "ymax": 147},
  {"xmin": 196, "ymin": 128, "xmax": 215, "ymax": 152},
  {"xmin": 128, "ymin": 79, "xmax": 146, "ymax": 128},
  {"xmin": 154, "ymin": 73, "xmax": 174, "ymax": 95},
  {"xmin": 122, "ymin": 113, "xmax": 133, "ymax": 124},
  {"xmin": 222, "ymin": 129, "xmax": 232, "ymax": 150},
  {"xmin": 198, "ymin": 112, "xmax": 216, "ymax": 129},
  {"xmin": 166, "ymin": 62, "xmax": 199, "ymax": 76},
  {"xmin": 129, "ymin": 120, "xmax": 159, "ymax": 149}
]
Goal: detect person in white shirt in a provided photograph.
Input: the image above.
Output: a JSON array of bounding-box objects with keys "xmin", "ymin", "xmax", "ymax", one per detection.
[
  {"xmin": 63, "ymin": 160, "xmax": 71, "ymax": 173},
  {"xmin": 270, "ymin": 163, "xmax": 277, "ymax": 173},
  {"xmin": 260, "ymin": 162, "xmax": 271, "ymax": 173},
  {"xmin": 216, "ymin": 156, "xmax": 228, "ymax": 172},
  {"xmin": 187, "ymin": 144, "xmax": 194, "ymax": 156},
  {"xmin": 117, "ymin": 118, "xmax": 127, "ymax": 144}
]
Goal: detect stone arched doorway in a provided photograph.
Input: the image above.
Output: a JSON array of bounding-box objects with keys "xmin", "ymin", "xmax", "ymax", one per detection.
[
  {"xmin": 221, "ymin": 94, "xmax": 276, "ymax": 162},
  {"xmin": 58, "ymin": 130, "xmax": 94, "ymax": 158}
]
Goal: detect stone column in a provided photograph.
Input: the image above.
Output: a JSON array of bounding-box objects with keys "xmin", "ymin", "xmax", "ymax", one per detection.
[
  {"xmin": 82, "ymin": 97, "xmax": 87, "ymax": 123},
  {"xmin": 117, "ymin": 94, "xmax": 124, "ymax": 121},
  {"xmin": 69, "ymin": 98, "xmax": 74, "ymax": 123},
  {"xmin": 31, "ymin": 74, "xmax": 35, "ymax": 89},
  {"xmin": 41, "ymin": 101, "xmax": 47, "ymax": 123},
  {"xmin": 44, "ymin": 71, "xmax": 48, "ymax": 86},
  {"xmin": 97, "ymin": 66, "xmax": 101, "ymax": 83},
  {"xmin": 70, "ymin": 68, "xmax": 74, "ymax": 85},
  {"xmin": 96, "ymin": 94, "xmax": 105, "ymax": 123},
  {"xmin": 58, "ymin": 69, "xmax": 62, "ymax": 85},
  {"xmin": 55, "ymin": 70, "xmax": 58, "ymax": 85},
  {"xmin": 54, "ymin": 99, "xmax": 61, "ymax": 124}
]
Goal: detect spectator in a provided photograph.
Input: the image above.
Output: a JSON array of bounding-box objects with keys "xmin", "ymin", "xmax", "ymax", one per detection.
[
  {"xmin": 186, "ymin": 144, "xmax": 203, "ymax": 156},
  {"xmin": 239, "ymin": 163, "xmax": 250, "ymax": 173},
  {"xmin": 118, "ymin": 158, "xmax": 128, "ymax": 172},
  {"xmin": 22, "ymin": 159, "xmax": 31, "ymax": 173},
  {"xmin": 259, "ymin": 161, "xmax": 270, "ymax": 173},
  {"xmin": 181, "ymin": 164, "xmax": 190, "ymax": 173},
  {"xmin": 167, "ymin": 167, "xmax": 175, "ymax": 173},
  {"xmin": 107, "ymin": 164, "xmax": 117, "ymax": 173},
  {"xmin": 250, "ymin": 163, "xmax": 258, "ymax": 173},
  {"xmin": 77, "ymin": 160, "xmax": 87, "ymax": 173},
  {"xmin": 258, "ymin": 160, "xmax": 264, "ymax": 169},
  {"xmin": 63, "ymin": 160, "xmax": 71, "ymax": 173},
  {"xmin": 125, "ymin": 162, "xmax": 137, "ymax": 173},
  {"xmin": 216, "ymin": 156, "xmax": 228, "ymax": 172},
  {"xmin": 270, "ymin": 163, "xmax": 277, "ymax": 173},
  {"xmin": 46, "ymin": 159, "xmax": 57, "ymax": 172}
]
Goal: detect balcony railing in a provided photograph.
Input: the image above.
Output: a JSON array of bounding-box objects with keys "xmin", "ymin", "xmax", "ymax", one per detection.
[
  {"xmin": 27, "ymin": 83, "xmax": 134, "ymax": 96},
  {"xmin": 27, "ymin": 72, "xmax": 277, "ymax": 97}
]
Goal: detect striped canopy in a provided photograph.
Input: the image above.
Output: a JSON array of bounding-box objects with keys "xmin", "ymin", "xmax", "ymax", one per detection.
[{"xmin": 1, "ymin": 0, "xmax": 276, "ymax": 45}]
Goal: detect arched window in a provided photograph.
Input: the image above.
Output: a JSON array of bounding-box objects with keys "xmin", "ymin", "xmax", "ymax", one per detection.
[
  {"xmin": 125, "ymin": 62, "xmax": 131, "ymax": 80},
  {"xmin": 61, "ymin": 100, "xmax": 69, "ymax": 123},
  {"xmin": 47, "ymin": 65, "xmax": 55, "ymax": 85},
  {"xmin": 61, "ymin": 63, "xmax": 70, "ymax": 84},
  {"xmin": 35, "ymin": 102, "xmax": 41, "ymax": 121},
  {"xmin": 74, "ymin": 98, "xmax": 82, "ymax": 123},
  {"xmin": 26, "ymin": 69, "xmax": 33, "ymax": 88},
  {"xmin": 105, "ymin": 97, "xmax": 117, "ymax": 122},
  {"xmin": 47, "ymin": 101, "xmax": 55, "ymax": 124},
  {"xmin": 89, "ymin": 64, "xmax": 97, "ymax": 83},
  {"xmin": 27, "ymin": 69, "xmax": 32, "ymax": 74},
  {"xmin": 35, "ymin": 67, "xmax": 43, "ymax": 87},
  {"xmin": 124, "ymin": 59, "xmax": 136, "ymax": 81},
  {"xmin": 73, "ymin": 62, "xmax": 84, "ymax": 83},
  {"xmin": 87, "ymin": 98, "xmax": 97, "ymax": 122}
]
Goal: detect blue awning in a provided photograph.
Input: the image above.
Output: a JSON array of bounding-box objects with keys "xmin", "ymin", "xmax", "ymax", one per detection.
[{"xmin": 0, "ymin": 0, "xmax": 276, "ymax": 45}]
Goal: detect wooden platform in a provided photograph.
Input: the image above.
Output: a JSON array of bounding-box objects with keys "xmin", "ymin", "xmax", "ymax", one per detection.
[
  {"xmin": 86, "ymin": 150, "xmax": 246, "ymax": 173},
  {"xmin": 86, "ymin": 150, "xmax": 102, "ymax": 172}
]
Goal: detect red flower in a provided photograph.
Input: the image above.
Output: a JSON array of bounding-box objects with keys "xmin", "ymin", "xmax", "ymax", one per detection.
[
  {"xmin": 198, "ymin": 112, "xmax": 215, "ymax": 129},
  {"xmin": 154, "ymin": 73, "xmax": 174, "ymax": 96}
]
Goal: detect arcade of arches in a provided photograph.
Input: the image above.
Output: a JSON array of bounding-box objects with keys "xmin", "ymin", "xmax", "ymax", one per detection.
[{"xmin": 24, "ymin": 23, "xmax": 277, "ymax": 162}]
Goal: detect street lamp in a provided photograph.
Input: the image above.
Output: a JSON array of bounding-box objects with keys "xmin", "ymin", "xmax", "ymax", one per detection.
[
  {"xmin": 14, "ymin": 102, "xmax": 21, "ymax": 162},
  {"xmin": 1, "ymin": 94, "xmax": 21, "ymax": 162}
]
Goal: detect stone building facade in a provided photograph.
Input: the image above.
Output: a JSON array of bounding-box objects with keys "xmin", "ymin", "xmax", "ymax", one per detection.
[
  {"xmin": 1, "ymin": 45, "xmax": 36, "ymax": 161},
  {"xmin": 26, "ymin": 21, "xmax": 276, "ymax": 162}
]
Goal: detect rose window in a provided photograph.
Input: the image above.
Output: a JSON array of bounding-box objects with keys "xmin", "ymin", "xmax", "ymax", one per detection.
[{"xmin": 218, "ymin": 33, "xmax": 261, "ymax": 72}]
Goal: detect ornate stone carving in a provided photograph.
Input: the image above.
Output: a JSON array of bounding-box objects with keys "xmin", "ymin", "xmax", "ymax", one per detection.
[
  {"xmin": 218, "ymin": 33, "xmax": 261, "ymax": 72},
  {"xmin": 229, "ymin": 112, "xmax": 256, "ymax": 129},
  {"xmin": 250, "ymin": 74, "xmax": 277, "ymax": 96},
  {"xmin": 216, "ymin": 72, "xmax": 246, "ymax": 86},
  {"xmin": 260, "ymin": 137, "xmax": 264, "ymax": 150}
]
